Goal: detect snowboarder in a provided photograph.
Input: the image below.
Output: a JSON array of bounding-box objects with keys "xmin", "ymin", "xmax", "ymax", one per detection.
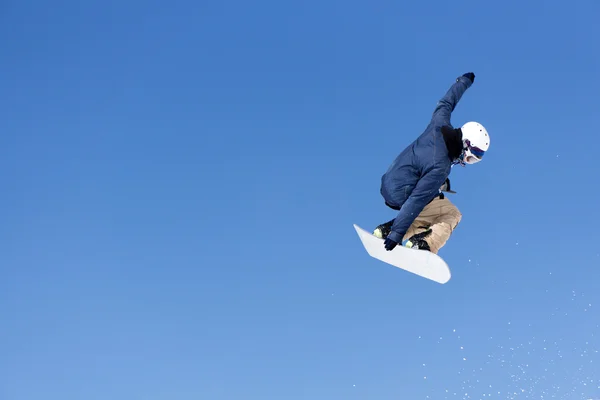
[{"xmin": 373, "ymin": 72, "xmax": 490, "ymax": 253}]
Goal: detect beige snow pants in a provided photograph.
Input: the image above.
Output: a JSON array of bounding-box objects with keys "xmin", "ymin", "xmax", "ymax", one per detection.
[{"xmin": 403, "ymin": 196, "xmax": 462, "ymax": 254}]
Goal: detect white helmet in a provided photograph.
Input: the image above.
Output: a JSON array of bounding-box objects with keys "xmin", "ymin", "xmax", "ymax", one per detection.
[{"xmin": 460, "ymin": 121, "xmax": 489, "ymax": 164}]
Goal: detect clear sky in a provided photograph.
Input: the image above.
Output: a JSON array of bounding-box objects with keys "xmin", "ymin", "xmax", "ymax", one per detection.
[{"xmin": 2, "ymin": 0, "xmax": 599, "ymax": 399}]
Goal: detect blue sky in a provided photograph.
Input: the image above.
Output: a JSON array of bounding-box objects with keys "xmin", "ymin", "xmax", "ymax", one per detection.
[{"xmin": 1, "ymin": 0, "xmax": 599, "ymax": 399}]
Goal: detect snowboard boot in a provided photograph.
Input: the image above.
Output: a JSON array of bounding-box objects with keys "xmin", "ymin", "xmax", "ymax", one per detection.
[
  {"xmin": 373, "ymin": 219, "xmax": 394, "ymax": 239},
  {"xmin": 405, "ymin": 229, "xmax": 432, "ymax": 251}
]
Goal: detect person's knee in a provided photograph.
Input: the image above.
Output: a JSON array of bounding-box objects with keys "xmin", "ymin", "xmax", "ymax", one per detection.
[
  {"xmin": 440, "ymin": 199, "xmax": 462, "ymax": 229},
  {"xmin": 452, "ymin": 209, "xmax": 462, "ymax": 229}
]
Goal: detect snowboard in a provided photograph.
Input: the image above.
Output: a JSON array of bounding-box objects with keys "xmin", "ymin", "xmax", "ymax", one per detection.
[{"xmin": 353, "ymin": 224, "xmax": 451, "ymax": 284}]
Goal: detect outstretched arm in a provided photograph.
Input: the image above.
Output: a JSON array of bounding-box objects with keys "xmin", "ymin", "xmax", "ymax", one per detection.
[
  {"xmin": 386, "ymin": 166, "xmax": 449, "ymax": 246},
  {"xmin": 431, "ymin": 73, "xmax": 475, "ymax": 126}
]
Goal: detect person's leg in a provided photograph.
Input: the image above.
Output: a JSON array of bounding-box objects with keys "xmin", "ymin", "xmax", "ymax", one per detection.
[
  {"xmin": 374, "ymin": 213, "xmax": 430, "ymax": 243},
  {"xmin": 405, "ymin": 197, "xmax": 462, "ymax": 253}
]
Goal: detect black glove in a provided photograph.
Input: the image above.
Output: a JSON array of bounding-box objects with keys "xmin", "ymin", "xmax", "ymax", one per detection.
[
  {"xmin": 461, "ymin": 72, "xmax": 475, "ymax": 83},
  {"xmin": 384, "ymin": 237, "xmax": 398, "ymax": 251}
]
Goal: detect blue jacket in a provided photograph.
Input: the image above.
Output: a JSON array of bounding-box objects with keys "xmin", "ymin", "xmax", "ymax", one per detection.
[{"xmin": 380, "ymin": 75, "xmax": 473, "ymax": 244}]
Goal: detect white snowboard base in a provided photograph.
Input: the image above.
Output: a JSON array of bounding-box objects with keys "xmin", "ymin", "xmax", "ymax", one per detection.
[{"xmin": 353, "ymin": 224, "xmax": 451, "ymax": 284}]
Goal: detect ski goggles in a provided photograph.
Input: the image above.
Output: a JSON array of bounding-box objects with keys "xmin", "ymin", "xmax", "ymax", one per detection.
[{"xmin": 464, "ymin": 140, "xmax": 485, "ymax": 162}]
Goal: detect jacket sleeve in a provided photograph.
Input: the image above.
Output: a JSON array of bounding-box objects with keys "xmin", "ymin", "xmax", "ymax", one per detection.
[
  {"xmin": 431, "ymin": 75, "xmax": 473, "ymax": 126},
  {"xmin": 386, "ymin": 166, "xmax": 449, "ymax": 244}
]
